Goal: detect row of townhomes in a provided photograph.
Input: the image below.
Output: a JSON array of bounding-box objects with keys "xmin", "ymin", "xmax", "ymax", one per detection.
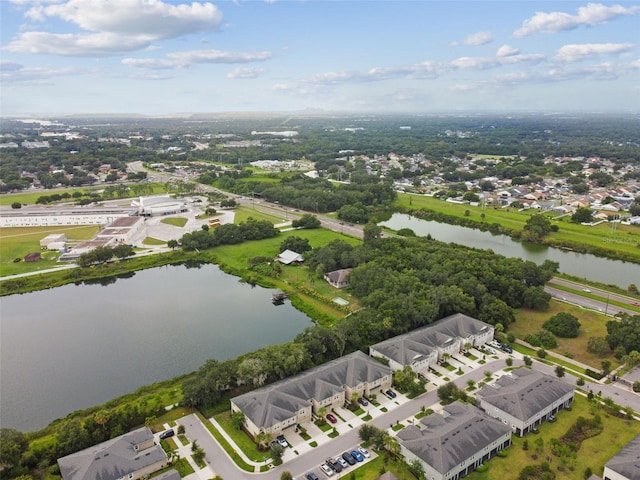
[
  {"xmin": 369, "ymin": 313, "xmax": 495, "ymax": 373},
  {"xmin": 61, "ymin": 312, "xmax": 640, "ymax": 480},
  {"xmin": 57, "ymin": 427, "xmax": 171, "ymax": 480},
  {"xmin": 397, "ymin": 402, "xmax": 512, "ymax": 480},
  {"xmin": 231, "ymin": 351, "xmax": 393, "ymax": 437}
]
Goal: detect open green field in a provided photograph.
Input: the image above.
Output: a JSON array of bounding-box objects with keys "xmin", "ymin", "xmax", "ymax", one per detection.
[
  {"xmin": 233, "ymin": 205, "xmax": 289, "ymax": 224},
  {"xmin": 0, "ymin": 225, "xmax": 99, "ymax": 276},
  {"xmin": 394, "ymin": 193, "xmax": 640, "ymax": 261},
  {"xmin": 467, "ymin": 394, "xmax": 640, "ymax": 480},
  {"xmin": 512, "ymin": 300, "xmax": 618, "ymax": 369}
]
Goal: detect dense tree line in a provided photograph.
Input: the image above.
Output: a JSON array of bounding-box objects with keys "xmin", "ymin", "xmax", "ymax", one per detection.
[{"xmin": 179, "ymin": 218, "xmax": 278, "ymax": 251}]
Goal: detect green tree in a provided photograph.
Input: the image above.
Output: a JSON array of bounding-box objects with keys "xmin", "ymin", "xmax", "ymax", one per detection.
[
  {"xmin": 231, "ymin": 411, "xmax": 245, "ymax": 430},
  {"xmin": 270, "ymin": 442, "xmax": 284, "ymax": 465},
  {"xmin": 571, "ymin": 207, "xmax": 593, "ymax": 223},
  {"xmin": 522, "ymin": 214, "xmax": 553, "ymax": 242},
  {"xmin": 280, "ymin": 473, "xmax": 293, "ymax": 480},
  {"xmin": 523, "ymin": 355, "xmax": 532, "ymax": 367},
  {"xmin": 11, "ymin": 202, "xmax": 22, "ymax": 209},
  {"xmin": 363, "ymin": 222, "xmax": 382, "ymax": 242},
  {"xmin": 280, "ymin": 236, "xmax": 312, "ymax": 254},
  {"xmin": 587, "ymin": 336, "xmax": 609, "ymax": 356},
  {"xmin": 543, "ymin": 312, "xmax": 581, "ymax": 338},
  {"xmin": 555, "ymin": 365, "xmax": 565, "ymax": 377},
  {"xmin": 167, "ymin": 239, "xmax": 179, "ymax": 250},
  {"xmin": 408, "ymin": 458, "xmax": 425, "ymax": 479},
  {"xmin": 0, "ymin": 428, "xmax": 29, "ymax": 474}
]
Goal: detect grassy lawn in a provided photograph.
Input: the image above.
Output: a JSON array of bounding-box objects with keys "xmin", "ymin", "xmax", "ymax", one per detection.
[
  {"xmin": 161, "ymin": 217, "xmax": 188, "ymax": 227},
  {"xmin": 512, "ymin": 300, "xmax": 618, "ymax": 369},
  {"xmin": 466, "ymin": 394, "xmax": 640, "ymax": 480},
  {"xmin": 0, "ymin": 225, "xmax": 99, "ymax": 276},
  {"xmin": 233, "ymin": 206, "xmax": 289, "ymax": 225},
  {"xmin": 394, "ymin": 193, "xmax": 640, "ymax": 261},
  {"xmin": 214, "ymin": 411, "xmax": 265, "ymax": 462},
  {"xmin": 194, "ymin": 412, "xmax": 254, "ymax": 472},
  {"xmin": 143, "ymin": 237, "xmax": 167, "ymax": 245},
  {"xmin": 344, "ymin": 454, "xmax": 418, "ymax": 480}
]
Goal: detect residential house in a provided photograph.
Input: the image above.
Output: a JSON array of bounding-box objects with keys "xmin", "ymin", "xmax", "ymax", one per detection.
[
  {"xmin": 324, "ymin": 268, "xmax": 352, "ymax": 288},
  {"xmin": 603, "ymin": 433, "xmax": 640, "ymax": 480},
  {"xmin": 230, "ymin": 351, "xmax": 392, "ymax": 437},
  {"xmin": 369, "ymin": 314, "xmax": 494, "ymax": 373},
  {"xmin": 397, "ymin": 402, "xmax": 512, "ymax": 480},
  {"xmin": 476, "ymin": 368, "xmax": 574, "ymax": 436},
  {"xmin": 57, "ymin": 427, "xmax": 167, "ymax": 480}
]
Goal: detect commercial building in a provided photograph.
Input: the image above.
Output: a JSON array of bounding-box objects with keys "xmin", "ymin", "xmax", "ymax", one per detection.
[{"xmin": 132, "ymin": 195, "xmax": 187, "ymax": 217}]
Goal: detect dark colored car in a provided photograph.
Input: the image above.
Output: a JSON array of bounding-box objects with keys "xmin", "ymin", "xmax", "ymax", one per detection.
[
  {"xmin": 326, "ymin": 413, "xmax": 337, "ymax": 424},
  {"xmin": 350, "ymin": 450, "xmax": 364, "ymax": 462},
  {"xmin": 326, "ymin": 459, "xmax": 342, "ymax": 473},
  {"xmin": 385, "ymin": 389, "xmax": 397, "ymax": 398},
  {"xmin": 159, "ymin": 429, "xmax": 174, "ymax": 439},
  {"xmin": 306, "ymin": 473, "xmax": 319, "ymax": 480},
  {"xmin": 342, "ymin": 452, "xmax": 356, "ymax": 465},
  {"xmin": 357, "ymin": 397, "xmax": 369, "ymax": 406},
  {"xmin": 500, "ymin": 343, "xmax": 513, "ymax": 353}
]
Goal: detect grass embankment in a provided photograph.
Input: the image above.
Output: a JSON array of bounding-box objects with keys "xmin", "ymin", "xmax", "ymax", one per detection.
[
  {"xmin": 394, "ymin": 193, "xmax": 640, "ymax": 263},
  {"xmin": 466, "ymin": 394, "xmax": 640, "ymax": 480},
  {"xmin": 512, "ymin": 300, "xmax": 618, "ymax": 369},
  {"xmin": 0, "ymin": 225, "xmax": 99, "ymax": 277},
  {"xmin": 194, "ymin": 412, "xmax": 255, "ymax": 472}
]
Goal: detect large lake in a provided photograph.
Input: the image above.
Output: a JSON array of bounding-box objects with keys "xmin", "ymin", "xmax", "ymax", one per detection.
[
  {"xmin": 380, "ymin": 213, "xmax": 639, "ymax": 287},
  {"xmin": 1, "ymin": 264, "xmax": 312, "ymax": 432}
]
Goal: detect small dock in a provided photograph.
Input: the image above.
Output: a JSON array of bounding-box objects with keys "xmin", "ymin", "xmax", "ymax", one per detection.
[{"xmin": 272, "ymin": 292, "xmax": 288, "ymax": 304}]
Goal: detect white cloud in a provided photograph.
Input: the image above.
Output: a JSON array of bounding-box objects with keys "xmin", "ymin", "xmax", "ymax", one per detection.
[
  {"xmin": 514, "ymin": 3, "xmax": 640, "ymax": 38},
  {"xmin": 123, "ymin": 49, "xmax": 273, "ymax": 69},
  {"xmin": 6, "ymin": 0, "xmax": 223, "ymax": 56},
  {"xmin": 554, "ymin": 43, "xmax": 634, "ymax": 62},
  {"xmin": 5, "ymin": 31, "xmax": 151, "ymax": 56},
  {"xmin": 1, "ymin": 63, "xmax": 82, "ymax": 83},
  {"xmin": 227, "ymin": 67, "xmax": 267, "ymax": 79},
  {"xmin": 27, "ymin": 0, "xmax": 223, "ymax": 38},
  {"xmin": 496, "ymin": 45, "xmax": 519, "ymax": 57},
  {"xmin": 451, "ymin": 31, "xmax": 492, "ymax": 47}
]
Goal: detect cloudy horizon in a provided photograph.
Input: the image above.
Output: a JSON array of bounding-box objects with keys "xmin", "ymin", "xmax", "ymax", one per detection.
[{"xmin": 1, "ymin": 0, "xmax": 639, "ymax": 115}]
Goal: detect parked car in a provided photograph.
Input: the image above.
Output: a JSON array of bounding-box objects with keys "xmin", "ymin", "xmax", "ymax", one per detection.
[
  {"xmin": 350, "ymin": 450, "xmax": 364, "ymax": 462},
  {"xmin": 357, "ymin": 397, "xmax": 369, "ymax": 406},
  {"xmin": 342, "ymin": 452, "xmax": 356, "ymax": 465},
  {"xmin": 306, "ymin": 473, "xmax": 320, "ymax": 480},
  {"xmin": 276, "ymin": 434, "xmax": 288, "ymax": 448},
  {"xmin": 159, "ymin": 429, "xmax": 174, "ymax": 439},
  {"xmin": 320, "ymin": 463, "xmax": 334, "ymax": 476},
  {"xmin": 500, "ymin": 343, "xmax": 513, "ymax": 353},
  {"xmin": 336, "ymin": 456, "xmax": 349, "ymax": 468},
  {"xmin": 357, "ymin": 447, "xmax": 370, "ymax": 458},
  {"xmin": 326, "ymin": 459, "xmax": 342, "ymax": 473},
  {"xmin": 385, "ymin": 389, "xmax": 397, "ymax": 399},
  {"xmin": 326, "ymin": 413, "xmax": 337, "ymax": 424}
]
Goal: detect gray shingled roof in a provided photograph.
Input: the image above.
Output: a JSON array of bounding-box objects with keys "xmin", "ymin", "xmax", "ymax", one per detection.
[
  {"xmin": 232, "ymin": 351, "xmax": 391, "ymax": 430},
  {"xmin": 476, "ymin": 368, "xmax": 574, "ymax": 421},
  {"xmin": 325, "ymin": 268, "xmax": 352, "ymax": 285},
  {"xmin": 397, "ymin": 402, "xmax": 511, "ymax": 475},
  {"xmin": 58, "ymin": 427, "xmax": 166, "ymax": 480},
  {"xmin": 371, "ymin": 313, "xmax": 492, "ymax": 365},
  {"xmin": 155, "ymin": 469, "xmax": 182, "ymax": 480},
  {"xmin": 605, "ymin": 433, "xmax": 640, "ymax": 479}
]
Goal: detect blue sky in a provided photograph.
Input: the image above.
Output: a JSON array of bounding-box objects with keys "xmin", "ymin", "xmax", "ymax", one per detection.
[{"xmin": 1, "ymin": 1, "xmax": 639, "ymax": 115}]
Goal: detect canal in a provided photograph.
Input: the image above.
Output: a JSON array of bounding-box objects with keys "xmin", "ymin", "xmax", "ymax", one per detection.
[{"xmin": 380, "ymin": 213, "xmax": 639, "ymax": 287}]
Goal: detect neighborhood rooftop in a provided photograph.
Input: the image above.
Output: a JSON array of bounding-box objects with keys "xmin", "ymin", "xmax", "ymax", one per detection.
[
  {"xmin": 604, "ymin": 433, "xmax": 640, "ymax": 480},
  {"xmin": 476, "ymin": 368, "xmax": 574, "ymax": 422},
  {"xmin": 231, "ymin": 351, "xmax": 391, "ymax": 430},
  {"xmin": 397, "ymin": 401, "xmax": 512, "ymax": 475}
]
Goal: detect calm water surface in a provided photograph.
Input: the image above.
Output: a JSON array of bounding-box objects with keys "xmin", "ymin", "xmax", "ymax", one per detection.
[
  {"xmin": 1, "ymin": 264, "xmax": 312, "ymax": 431},
  {"xmin": 380, "ymin": 213, "xmax": 639, "ymax": 287}
]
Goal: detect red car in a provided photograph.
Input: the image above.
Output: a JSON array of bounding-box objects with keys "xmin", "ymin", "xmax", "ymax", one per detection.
[{"xmin": 326, "ymin": 413, "xmax": 337, "ymax": 424}]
